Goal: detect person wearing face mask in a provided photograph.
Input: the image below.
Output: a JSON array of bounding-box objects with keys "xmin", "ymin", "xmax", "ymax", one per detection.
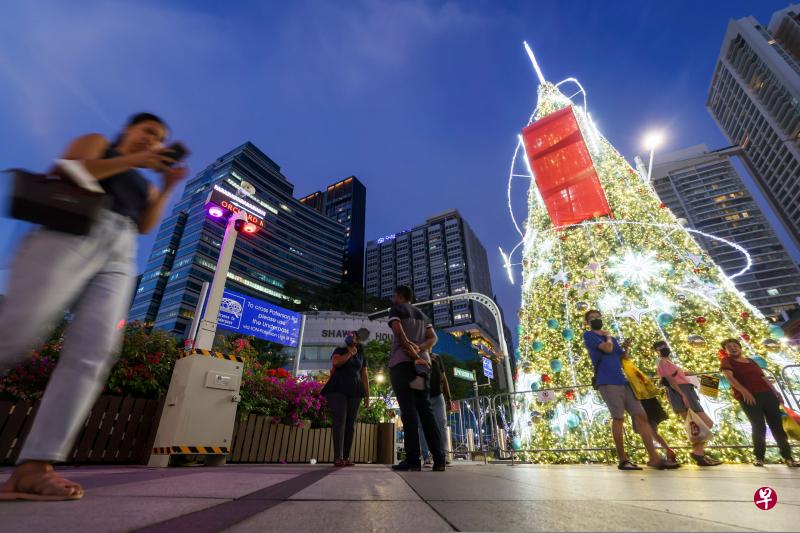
[
  {"xmin": 720, "ymin": 338, "xmax": 798, "ymax": 467},
  {"xmin": 653, "ymin": 340, "xmax": 721, "ymax": 466},
  {"xmin": 583, "ymin": 310, "xmax": 679, "ymax": 470},
  {"xmin": 0, "ymin": 113, "xmax": 188, "ymax": 501}
]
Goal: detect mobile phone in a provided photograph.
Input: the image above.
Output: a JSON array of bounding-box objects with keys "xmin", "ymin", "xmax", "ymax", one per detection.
[{"xmin": 162, "ymin": 142, "xmax": 189, "ymax": 166}]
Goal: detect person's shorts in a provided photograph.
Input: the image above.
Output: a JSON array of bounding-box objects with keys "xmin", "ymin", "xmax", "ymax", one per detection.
[
  {"xmin": 666, "ymin": 383, "xmax": 704, "ymax": 413},
  {"xmin": 597, "ymin": 384, "xmax": 645, "ymax": 419}
]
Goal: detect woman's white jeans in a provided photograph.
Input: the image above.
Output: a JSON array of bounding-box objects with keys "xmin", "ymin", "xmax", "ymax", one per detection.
[{"xmin": 0, "ymin": 211, "xmax": 137, "ymax": 463}]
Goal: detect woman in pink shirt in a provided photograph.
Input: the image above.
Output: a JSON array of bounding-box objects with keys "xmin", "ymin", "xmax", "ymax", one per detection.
[{"xmin": 653, "ymin": 340, "xmax": 721, "ymax": 466}]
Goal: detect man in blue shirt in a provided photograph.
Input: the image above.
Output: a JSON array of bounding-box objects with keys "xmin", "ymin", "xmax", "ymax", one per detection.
[{"xmin": 584, "ymin": 309, "xmax": 678, "ymax": 470}]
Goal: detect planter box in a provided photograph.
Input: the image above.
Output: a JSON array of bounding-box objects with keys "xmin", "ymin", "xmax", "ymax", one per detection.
[
  {"xmin": 229, "ymin": 413, "xmax": 394, "ymax": 464},
  {"xmin": 0, "ymin": 395, "xmax": 163, "ymax": 465}
]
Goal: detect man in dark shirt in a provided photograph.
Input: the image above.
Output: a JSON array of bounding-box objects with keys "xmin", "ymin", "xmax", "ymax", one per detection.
[
  {"xmin": 388, "ymin": 285, "xmax": 445, "ymax": 471},
  {"xmin": 419, "ymin": 354, "xmax": 452, "ymax": 466}
]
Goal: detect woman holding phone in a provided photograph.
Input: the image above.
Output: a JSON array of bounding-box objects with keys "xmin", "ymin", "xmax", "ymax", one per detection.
[
  {"xmin": 0, "ymin": 113, "xmax": 188, "ymax": 501},
  {"xmin": 321, "ymin": 330, "xmax": 370, "ymax": 467}
]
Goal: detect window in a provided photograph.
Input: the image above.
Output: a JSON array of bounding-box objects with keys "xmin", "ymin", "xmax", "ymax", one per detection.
[{"xmin": 767, "ymin": 288, "xmax": 780, "ymax": 296}]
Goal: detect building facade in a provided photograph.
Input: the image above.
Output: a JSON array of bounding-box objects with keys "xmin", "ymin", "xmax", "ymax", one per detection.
[
  {"xmin": 297, "ymin": 311, "xmax": 392, "ymax": 374},
  {"xmin": 364, "ymin": 210, "xmax": 500, "ymax": 346},
  {"xmin": 650, "ymin": 145, "xmax": 800, "ymax": 318},
  {"xmin": 299, "ymin": 176, "xmax": 367, "ymax": 285},
  {"xmin": 706, "ymin": 5, "xmax": 800, "ymax": 251},
  {"xmin": 129, "ymin": 142, "xmax": 346, "ymax": 335}
]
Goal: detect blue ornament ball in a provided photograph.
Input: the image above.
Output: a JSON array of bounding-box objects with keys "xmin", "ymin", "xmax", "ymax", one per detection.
[
  {"xmin": 530, "ymin": 382, "xmax": 539, "ymax": 392},
  {"xmin": 768, "ymin": 325, "xmax": 785, "ymax": 339},
  {"xmin": 561, "ymin": 328, "xmax": 575, "ymax": 341},
  {"xmin": 566, "ymin": 412, "xmax": 580, "ymax": 430},
  {"xmin": 546, "ymin": 319, "xmax": 559, "ymax": 330},
  {"xmin": 516, "ymin": 325, "xmax": 524, "ymax": 336},
  {"xmin": 531, "ymin": 340, "xmax": 544, "ymax": 352},
  {"xmin": 657, "ymin": 312, "xmax": 674, "ymax": 326},
  {"xmin": 550, "ymin": 358, "xmax": 563, "ymax": 372},
  {"xmin": 512, "ymin": 437, "xmax": 522, "ymax": 451},
  {"xmin": 752, "ymin": 356, "xmax": 768, "ymax": 369},
  {"xmin": 719, "ymin": 376, "xmax": 730, "ymax": 390}
]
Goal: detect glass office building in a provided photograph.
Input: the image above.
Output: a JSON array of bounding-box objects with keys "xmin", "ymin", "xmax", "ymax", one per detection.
[
  {"xmin": 299, "ymin": 176, "xmax": 367, "ymax": 285},
  {"xmin": 129, "ymin": 142, "xmax": 346, "ymax": 336}
]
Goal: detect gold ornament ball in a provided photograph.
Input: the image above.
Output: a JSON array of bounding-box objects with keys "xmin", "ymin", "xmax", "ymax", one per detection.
[
  {"xmin": 762, "ymin": 339, "xmax": 781, "ymax": 352},
  {"xmin": 576, "ymin": 301, "xmax": 589, "ymax": 312},
  {"xmin": 521, "ymin": 361, "xmax": 534, "ymax": 373},
  {"xmin": 687, "ymin": 334, "xmax": 706, "ymax": 349}
]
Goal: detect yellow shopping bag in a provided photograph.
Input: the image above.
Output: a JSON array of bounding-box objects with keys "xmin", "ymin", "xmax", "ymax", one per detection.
[
  {"xmin": 622, "ymin": 359, "xmax": 658, "ymax": 400},
  {"xmin": 783, "ymin": 406, "xmax": 800, "ymax": 441}
]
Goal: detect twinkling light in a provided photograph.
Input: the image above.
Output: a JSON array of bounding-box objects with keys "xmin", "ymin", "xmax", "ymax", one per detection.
[
  {"xmin": 608, "ymin": 250, "xmax": 668, "ymax": 286},
  {"xmin": 646, "ymin": 293, "xmax": 674, "ymax": 313},
  {"xmin": 598, "ymin": 292, "xmax": 623, "ymax": 311}
]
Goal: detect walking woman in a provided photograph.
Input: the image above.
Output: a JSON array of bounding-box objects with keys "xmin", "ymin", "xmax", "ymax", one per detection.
[
  {"xmin": 653, "ymin": 341, "xmax": 721, "ymax": 466},
  {"xmin": 719, "ymin": 338, "xmax": 799, "ymax": 467},
  {"xmin": 321, "ymin": 330, "xmax": 370, "ymax": 467},
  {"xmin": 0, "ymin": 113, "xmax": 187, "ymax": 500}
]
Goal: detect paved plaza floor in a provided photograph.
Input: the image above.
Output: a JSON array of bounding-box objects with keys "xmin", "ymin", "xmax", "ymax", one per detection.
[{"xmin": 0, "ymin": 462, "xmax": 798, "ymax": 532}]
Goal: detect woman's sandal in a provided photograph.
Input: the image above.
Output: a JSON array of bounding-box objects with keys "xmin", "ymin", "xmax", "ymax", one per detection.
[
  {"xmin": 691, "ymin": 453, "xmax": 722, "ymax": 467},
  {"xmin": 617, "ymin": 460, "xmax": 642, "ymax": 470},
  {"xmin": 0, "ymin": 469, "xmax": 84, "ymax": 501}
]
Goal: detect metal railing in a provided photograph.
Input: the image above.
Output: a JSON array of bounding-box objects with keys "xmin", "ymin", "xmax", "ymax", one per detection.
[{"xmin": 442, "ymin": 364, "xmax": 799, "ymax": 465}]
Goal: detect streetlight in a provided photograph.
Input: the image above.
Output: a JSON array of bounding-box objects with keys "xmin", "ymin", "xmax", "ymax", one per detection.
[
  {"xmin": 642, "ymin": 130, "xmax": 665, "ymax": 182},
  {"xmin": 375, "ymin": 371, "xmax": 386, "ymax": 384}
]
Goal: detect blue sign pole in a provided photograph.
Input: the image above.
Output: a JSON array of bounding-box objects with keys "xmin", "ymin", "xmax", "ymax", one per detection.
[{"xmin": 482, "ymin": 357, "xmax": 494, "ymax": 379}]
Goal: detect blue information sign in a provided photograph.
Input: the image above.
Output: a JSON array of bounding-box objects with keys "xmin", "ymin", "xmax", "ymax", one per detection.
[
  {"xmin": 215, "ymin": 288, "xmax": 302, "ymax": 347},
  {"xmin": 482, "ymin": 357, "xmax": 494, "ymax": 379}
]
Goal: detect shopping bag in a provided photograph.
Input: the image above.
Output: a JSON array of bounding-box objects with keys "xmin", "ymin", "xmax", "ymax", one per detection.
[
  {"xmin": 621, "ymin": 359, "xmax": 658, "ymax": 400},
  {"xmin": 699, "ymin": 375, "xmax": 720, "ymax": 397},
  {"xmin": 783, "ymin": 406, "xmax": 800, "ymax": 441},
  {"xmin": 685, "ymin": 410, "xmax": 712, "ymax": 443}
]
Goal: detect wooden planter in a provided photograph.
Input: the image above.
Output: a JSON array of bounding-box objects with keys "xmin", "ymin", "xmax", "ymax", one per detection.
[
  {"xmin": 0, "ymin": 395, "xmax": 163, "ymax": 465},
  {"xmin": 229, "ymin": 413, "xmax": 395, "ymax": 464}
]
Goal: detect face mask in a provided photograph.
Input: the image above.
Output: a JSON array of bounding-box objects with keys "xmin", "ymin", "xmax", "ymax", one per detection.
[
  {"xmin": 589, "ymin": 319, "xmax": 603, "ymax": 330},
  {"xmin": 658, "ymin": 346, "xmax": 671, "ymax": 357}
]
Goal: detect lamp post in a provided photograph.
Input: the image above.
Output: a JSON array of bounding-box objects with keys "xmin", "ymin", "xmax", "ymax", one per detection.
[{"xmin": 642, "ymin": 130, "xmax": 665, "ymax": 182}]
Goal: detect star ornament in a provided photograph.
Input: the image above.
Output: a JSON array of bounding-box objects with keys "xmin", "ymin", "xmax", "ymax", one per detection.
[
  {"xmin": 618, "ymin": 304, "xmax": 652, "ymax": 324},
  {"xmin": 677, "ymin": 279, "xmax": 723, "ymax": 307},
  {"xmin": 551, "ymin": 270, "xmax": 568, "ymax": 285},
  {"xmin": 686, "ymin": 253, "xmax": 705, "ymax": 268},
  {"xmin": 574, "ymin": 392, "xmax": 608, "ymax": 424},
  {"xmin": 586, "ymin": 261, "xmax": 602, "ymax": 273},
  {"xmin": 608, "ymin": 250, "xmax": 668, "ymax": 287}
]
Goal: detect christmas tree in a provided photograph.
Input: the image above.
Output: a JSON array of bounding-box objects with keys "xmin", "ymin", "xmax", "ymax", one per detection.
[{"xmin": 505, "ymin": 46, "xmax": 799, "ymax": 463}]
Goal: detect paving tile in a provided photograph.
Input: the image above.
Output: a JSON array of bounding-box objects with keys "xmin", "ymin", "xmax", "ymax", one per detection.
[
  {"xmin": 429, "ymin": 500, "xmax": 750, "ymax": 532},
  {"xmin": 290, "ymin": 466, "xmax": 419, "ymax": 501},
  {"xmin": 623, "ymin": 500, "xmax": 800, "ymax": 532},
  {"xmin": 225, "ymin": 501, "xmax": 453, "ymax": 533},
  {"xmin": 93, "ymin": 471, "xmax": 300, "ymax": 499},
  {"xmin": 0, "ymin": 496, "xmax": 225, "ymax": 533}
]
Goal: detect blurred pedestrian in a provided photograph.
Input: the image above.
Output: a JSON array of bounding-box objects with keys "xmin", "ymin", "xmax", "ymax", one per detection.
[
  {"xmin": 418, "ymin": 353, "xmax": 452, "ymax": 466},
  {"xmin": 653, "ymin": 341, "xmax": 721, "ymax": 466},
  {"xmin": 388, "ymin": 286, "xmax": 445, "ymax": 471},
  {"xmin": 0, "ymin": 113, "xmax": 187, "ymax": 500},
  {"xmin": 321, "ymin": 330, "xmax": 370, "ymax": 467},
  {"xmin": 719, "ymin": 338, "xmax": 798, "ymax": 467}
]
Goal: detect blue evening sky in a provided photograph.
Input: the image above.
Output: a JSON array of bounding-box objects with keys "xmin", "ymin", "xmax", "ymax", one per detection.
[{"xmin": 0, "ymin": 0, "xmax": 794, "ymax": 333}]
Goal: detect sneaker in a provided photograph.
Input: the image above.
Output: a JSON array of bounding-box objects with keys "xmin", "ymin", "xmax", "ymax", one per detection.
[
  {"xmin": 432, "ymin": 462, "xmax": 446, "ymax": 472},
  {"xmin": 785, "ymin": 458, "xmax": 800, "ymax": 468},
  {"xmin": 422, "ymin": 459, "xmax": 433, "ymax": 467},
  {"xmin": 753, "ymin": 459, "xmax": 765, "ymax": 467},
  {"xmin": 392, "ymin": 461, "xmax": 421, "ymax": 472},
  {"xmin": 334, "ymin": 458, "xmax": 346, "ymax": 467},
  {"xmin": 343, "ymin": 459, "xmax": 355, "ymax": 467},
  {"xmin": 691, "ymin": 453, "xmax": 721, "ymax": 467}
]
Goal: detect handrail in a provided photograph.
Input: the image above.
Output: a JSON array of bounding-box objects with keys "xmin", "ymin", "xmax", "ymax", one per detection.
[{"xmin": 780, "ymin": 364, "xmax": 800, "ymax": 409}]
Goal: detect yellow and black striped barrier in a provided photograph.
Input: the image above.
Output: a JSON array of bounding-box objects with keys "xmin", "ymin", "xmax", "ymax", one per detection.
[
  {"xmin": 180, "ymin": 349, "xmax": 243, "ymax": 363},
  {"xmin": 152, "ymin": 445, "xmax": 230, "ymax": 455}
]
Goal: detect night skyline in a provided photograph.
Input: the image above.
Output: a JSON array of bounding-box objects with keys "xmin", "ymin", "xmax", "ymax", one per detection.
[{"xmin": 1, "ymin": 0, "xmax": 796, "ymax": 332}]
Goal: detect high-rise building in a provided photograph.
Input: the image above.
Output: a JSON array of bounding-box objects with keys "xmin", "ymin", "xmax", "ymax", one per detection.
[
  {"xmin": 706, "ymin": 5, "xmax": 800, "ymax": 251},
  {"xmin": 364, "ymin": 210, "xmax": 500, "ymax": 345},
  {"xmin": 129, "ymin": 142, "xmax": 346, "ymax": 335},
  {"xmin": 650, "ymin": 144, "xmax": 800, "ymax": 318},
  {"xmin": 299, "ymin": 176, "xmax": 366, "ymax": 285}
]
